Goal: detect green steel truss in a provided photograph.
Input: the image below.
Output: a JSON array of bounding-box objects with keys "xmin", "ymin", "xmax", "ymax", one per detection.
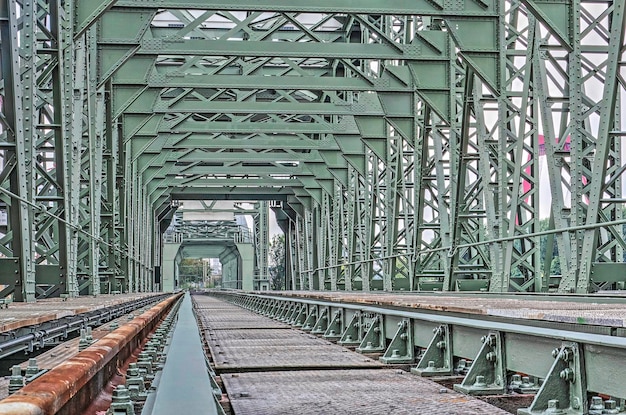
[{"xmin": 0, "ymin": 0, "xmax": 624, "ymax": 300}]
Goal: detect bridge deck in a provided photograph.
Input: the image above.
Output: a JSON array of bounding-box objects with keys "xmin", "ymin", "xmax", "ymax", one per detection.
[{"xmin": 194, "ymin": 294, "xmax": 511, "ymax": 415}]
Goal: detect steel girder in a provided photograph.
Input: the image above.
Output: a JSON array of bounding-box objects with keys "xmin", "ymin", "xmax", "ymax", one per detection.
[
  {"xmin": 253, "ymin": 201, "xmax": 270, "ymax": 283},
  {"xmin": 526, "ymin": 0, "xmax": 626, "ymax": 293},
  {"xmin": 0, "ymin": 0, "xmax": 35, "ymax": 301},
  {"xmin": 1, "ymin": 0, "xmax": 624, "ymax": 300}
]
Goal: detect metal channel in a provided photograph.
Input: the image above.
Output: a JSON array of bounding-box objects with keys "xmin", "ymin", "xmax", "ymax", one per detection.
[{"xmin": 150, "ymin": 293, "xmax": 219, "ymax": 415}]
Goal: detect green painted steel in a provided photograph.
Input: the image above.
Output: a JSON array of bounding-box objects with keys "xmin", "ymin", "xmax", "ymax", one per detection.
[{"xmin": 0, "ymin": 0, "xmax": 624, "ymax": 300}]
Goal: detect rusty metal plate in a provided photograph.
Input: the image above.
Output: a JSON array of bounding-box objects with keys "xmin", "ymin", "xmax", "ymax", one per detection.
[
  {"xmin": 0, "ymin": 293, "xmax": 160, "ymax": 333},
  {"xmin": 207, "ymin": 328, "xmax": 316, "ymax": 343},
  {"xmin": 205, "ymin": 329, "xmax": 337, "ymax": 350},
  {"xmin": 272, "ymin": 292, "xmax": 626, "ymax": 327},
  {"xmin": 209, "ymin": 342, "xmax": 381, "ymax": 372},
  {"xmin": 197, "ymin": 312, "xmax": 289, "ymax": 330},
  {"xmin": 222, "ymin": 369, "xmax": 512, "ymax": 415},
  {"xmin": 0, "ymin": 378, "xmax": 8, "ymax": 400},
  {"xmin": 192, "ymin": 296, "xmax": 241, "ymax": 307}
]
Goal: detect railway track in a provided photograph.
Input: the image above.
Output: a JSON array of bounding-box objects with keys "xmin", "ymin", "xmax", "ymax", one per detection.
[{"xmin": 2, "ymin": 290, "xmax": 625, "ymax": 414}]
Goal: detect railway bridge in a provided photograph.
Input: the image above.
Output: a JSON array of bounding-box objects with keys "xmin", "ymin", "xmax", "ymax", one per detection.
[{"xmin": 0, "ymin": 0, "xmax": 625, "ymax": 414}]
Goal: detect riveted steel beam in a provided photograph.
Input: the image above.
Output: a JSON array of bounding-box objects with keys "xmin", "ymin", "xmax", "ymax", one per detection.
[{"xmin": 115, "ymin": 0, "xmax": 500, "ymax": 16}]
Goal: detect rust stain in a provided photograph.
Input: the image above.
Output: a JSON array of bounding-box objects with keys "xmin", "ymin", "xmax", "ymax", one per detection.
[{"xmin": 0, "ymin": 293, "xmax": 182, "ymax": 415}]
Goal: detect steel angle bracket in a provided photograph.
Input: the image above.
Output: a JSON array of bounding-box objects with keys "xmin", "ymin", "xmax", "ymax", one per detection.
[
  {"xmin": 323, "ymin": 309, "xmax": 343, "ymax": 342},
  {"xmin": 356, "ymin": 314, "xmax": 386, "ymax": 354},
  {"xmin": 338, "ymin": 312, "xmax": 363, "ymax": 347},
  {"xmin": 454, "ymin": 332, "xmax": 506, "ymax": 395},
  {"xmin": 311, "ymin": 307, "xmax": 330, "ymax": 335},
  {"xmin": 301, "ymin": 305, "xmax": 318, "ymax": 332},
  {"xmin": 380, "ymin": 318, "xmax": 414, "ymax": 364},
  {"xmin": 518, "ymin": 343, "xmax": 586, "ymax": 415},
  {"xmin": 284, "ymin": 303, "xmax": 300, "ymax": 324},
  {"xmin": 412, "ymin": 324, "xmax": 453, "ymax": 376},
  {"xmin": 291, "ymin": 304, "xmax": 307, "ymax": 327}
]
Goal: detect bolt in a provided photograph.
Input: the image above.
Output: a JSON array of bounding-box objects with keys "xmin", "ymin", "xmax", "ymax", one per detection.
[
  {"xmin": 25, "ymin": 358, "xmax": 39, "ymax": 378},
  {"xmin": 436, "ymin": 341, "xmax": 446, "ymax": 349},
  {"xmin": 107, "ymin": 385, "xmax": 134, "ymax": 415},
  {"xmin": 8, "ymin": 365, "xmax": 24, "ymax": 395},
  {"xmin": 473, "ymin": 375, "xmax": 487, "ymax": 387},
  {"xmin": 605, "ymin": 400, "xmax": 619, "ymax": 415},
  {"xmin": 125, "ymin": 363, "xmax": 146, "ymax": 401},
  {"xmin": 589, "ymin": 396, "xmax": 604, "ymax": 411},
  {"xmin": 486, "ymin": 351, "xmax": 497, "ymax": 363},
  {"xmin": 521, "ymin": 376, "xmax": 533, "ymax": 388},
  {"xmin": 559, "ymin": 368, "xmax": 575, "ymax": 382},
  {"xmin": 391, "ymin": 349, "xmax": 401, "ymax": 358},
  {"xmin": 79, "ymin": 329, "xmax": 90, "ymax": 352},
  {"xmin": 546, "ymin": 400, "xmax": 561, "ymax": 413},
  {"xmin": 85, "ymin": 327, "xmax": 94, "ymax": 343},
  {"xmin": 428, "ymin": 361, "xmax": 436, "ymax": 368}
]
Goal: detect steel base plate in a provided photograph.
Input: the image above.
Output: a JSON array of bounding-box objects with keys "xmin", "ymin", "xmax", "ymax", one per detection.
[{"xmin": 222, "ymin": 369, "xmax": 512, "ymax": 415}]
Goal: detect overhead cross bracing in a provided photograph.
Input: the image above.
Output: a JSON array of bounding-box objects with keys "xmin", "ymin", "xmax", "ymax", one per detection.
[{"xmin": 0, "ymin": 0, "xmax": 624, "ymax": 301}]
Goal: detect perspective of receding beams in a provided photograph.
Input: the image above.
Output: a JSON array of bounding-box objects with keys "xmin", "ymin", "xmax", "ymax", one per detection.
[{"xmin": 0, "ymin": 0, "xmax": 624, "ymax": 301}]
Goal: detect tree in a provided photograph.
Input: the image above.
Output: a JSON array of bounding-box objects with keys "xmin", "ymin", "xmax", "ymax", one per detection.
[
  {"xmin": 268, "ymin": 234, "xmax": 286, "ymax": 290},
  {"xmin": 178, "ymin": 258, "xmax": 206, "ymax": 287},
  {"xmin": 539, "ymin": 217, "xmax": 560, "ymax": 276},
  {"xmin": 550, "ymin": 257, "xmax": 561, "ymax": 275}
]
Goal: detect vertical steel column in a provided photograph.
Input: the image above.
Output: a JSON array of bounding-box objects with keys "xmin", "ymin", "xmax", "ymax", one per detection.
[
  {"xmin": 576, "ymin": 0, "xmax": 625, "ymax": 292},
  {"xmin": 87, "ymin": 28, "xmax": 104, "ymax": 295},
  {"xmin": 295, "ymin": 214, "xmax": 307, "ymax": 289},
  {"xmin": 318, "ymin": 191, "xmax": 332, "ymax": 290},
  {"xmin": 69, "ymin": 36, "xmax": 87, "ymax": 294},
  {"xmin": 489, "ymin": 1, "xmax": 540, "ymax": 292},
  {"xmin": 253, "ymin": 201, "xmax": 269, "ymax": 285},
  {"xmin": 329, "ymin": 183, "xmax": 343, "ymax": 290},
  {"xmin": 49, "ymin": 0, "xmax": 75, "ymax": 296},
  {"xmin": 0, "ymin": 0, "xmax": 36, "ymax": 301}
]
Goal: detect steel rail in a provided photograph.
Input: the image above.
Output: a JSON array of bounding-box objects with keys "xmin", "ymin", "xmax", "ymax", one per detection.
[
  {"xmin": 228, "ymin": 293, "xmax": 626, "ymax": 348},
  {"xmin": 0, "ymin": 294, "xmax": 169, "ymax": 359}
]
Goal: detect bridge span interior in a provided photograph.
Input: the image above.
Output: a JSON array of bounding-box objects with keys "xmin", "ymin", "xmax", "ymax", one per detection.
[{"xmin": 1, "ymin": 0, "xmax": 626, "ymax": 301}]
